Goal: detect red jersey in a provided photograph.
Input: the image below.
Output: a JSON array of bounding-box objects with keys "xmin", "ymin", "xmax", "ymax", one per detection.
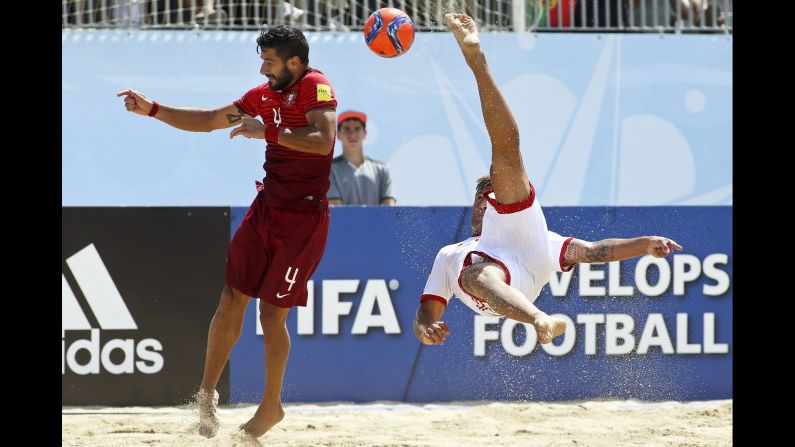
[{"xmin": 234, "ymin": 68, "xmax": 337, "ymax": 209}]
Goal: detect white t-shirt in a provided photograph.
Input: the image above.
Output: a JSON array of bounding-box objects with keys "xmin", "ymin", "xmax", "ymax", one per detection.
[{"xmin": 421, "ymin": 190, "xmax": 573, "ymax": 316}]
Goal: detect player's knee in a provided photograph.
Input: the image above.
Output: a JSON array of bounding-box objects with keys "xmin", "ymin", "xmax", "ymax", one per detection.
[
  {"xmin": 215, "ymin": 286, "xmax": 249, "ymax": 319},
  {"xmin": 460, "ymin": 263, "xmax": 488, "ymax": 293},
  {"xmin": 462, "ymin": 263, "xmax": 506, "ymax": 293},
  {"xmin": 258, "ymin": 307, "xmax": 289, "ymax": 333}
]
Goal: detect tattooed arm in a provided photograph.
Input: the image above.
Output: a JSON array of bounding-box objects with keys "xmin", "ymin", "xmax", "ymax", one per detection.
[
  {"xmin": 563, "ymin": 236, "xmax": 683, "ymax": 268},
  {"xmin": 150, "ymin": 103, "xmax": 247, "ymax": 132},
  {"xmin": 117, "ymin": 89, "xmax": 247, "ymax": 132}
]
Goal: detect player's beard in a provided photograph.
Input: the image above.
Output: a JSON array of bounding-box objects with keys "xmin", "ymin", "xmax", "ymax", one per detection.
[{"xmin": 269, "ymin": 67, "xmax": 295, "ymax": 91}]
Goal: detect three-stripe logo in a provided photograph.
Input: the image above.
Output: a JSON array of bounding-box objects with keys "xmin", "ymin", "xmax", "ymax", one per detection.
[
  {"xmin": 62, "ymin": 244, "xmax": 137, "ymax": 331},
  {"xmin": 62, "ymin": 244, "xmax": 164, "ymax": 375}
]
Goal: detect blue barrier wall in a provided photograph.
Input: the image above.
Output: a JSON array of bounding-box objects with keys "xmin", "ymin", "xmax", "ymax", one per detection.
[
  {"xmin": 229, "ymin": 206, "xmax": 731, "ymax": 403},
  {"xmin": 63, "ymin": 31, "xmax": 731, "ymax": 207}
]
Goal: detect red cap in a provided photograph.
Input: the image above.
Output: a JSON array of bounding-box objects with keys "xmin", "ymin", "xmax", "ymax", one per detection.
[{"xmin": 337, "ymin": 110, "xmax": 367, "ymax": 127}]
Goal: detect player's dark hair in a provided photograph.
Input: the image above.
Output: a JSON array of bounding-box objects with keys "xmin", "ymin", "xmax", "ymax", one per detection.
[{"xmin": 257, "ymin": 25, "xmax": 309, "ymax": 65}]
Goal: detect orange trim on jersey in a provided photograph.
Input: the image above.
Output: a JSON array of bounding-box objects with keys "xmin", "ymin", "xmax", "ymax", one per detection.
[
  {"xmin": 482, "ymin": 181, "xmax": 536, "ymax": 214},
  {"xmin": 420, "ymin": 294, "xmax": 448, "ymax": 307},
  {"xmin": 559, "ymin": 236, "xmax": 575, "ymax": 272}
]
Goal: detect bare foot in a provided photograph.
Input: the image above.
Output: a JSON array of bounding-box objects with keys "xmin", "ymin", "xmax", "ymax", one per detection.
[
  {"xmin": 230, "ymin": 429, "xmax": 264, "ymax": 446},
  {"xmin": 195, "ymin": 389, "xmax": 220, "ymax": 438},
  {"xmin": 239, "ymin": 405, "xmax": 285, "ymax": 438},
  {"xmin": 534, "ymin": 314, "xmax": 567, "ymax": 344},
  {"xmin": 444, "ymin": 13, "xmax": 481, "ymax": 61}
]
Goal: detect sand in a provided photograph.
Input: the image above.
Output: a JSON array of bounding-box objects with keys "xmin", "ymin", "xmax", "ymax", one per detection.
[{"xmin": 62, "ymin": 399, "xmax": 732, "ymax": 446}]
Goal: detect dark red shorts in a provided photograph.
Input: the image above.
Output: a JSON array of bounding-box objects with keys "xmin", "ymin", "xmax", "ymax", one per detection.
[{"xmin": 225, "ymin": 193, "xmax": 330, "ymax": 308}]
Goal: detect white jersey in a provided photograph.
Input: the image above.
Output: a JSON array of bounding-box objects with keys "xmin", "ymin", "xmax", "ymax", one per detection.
[{"xmin": 421, "ymin": 188, "xmax": 573, "ymax": 316}]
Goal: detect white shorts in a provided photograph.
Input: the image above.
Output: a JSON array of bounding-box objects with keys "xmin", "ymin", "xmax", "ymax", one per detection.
[{"xmin": 457, "ymin": 184, "xmax": 572, "ymax": 315}]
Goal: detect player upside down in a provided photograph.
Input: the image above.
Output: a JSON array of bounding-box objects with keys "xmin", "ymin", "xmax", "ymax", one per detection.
[{"xmin": 413, "ymin": 14, "xmax": 683, "ymax": 346}]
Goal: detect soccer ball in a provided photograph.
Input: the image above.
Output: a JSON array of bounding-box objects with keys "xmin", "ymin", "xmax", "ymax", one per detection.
[{"xmin": 364, "ymin": 7, "xmax": 415, "ymax": 58}]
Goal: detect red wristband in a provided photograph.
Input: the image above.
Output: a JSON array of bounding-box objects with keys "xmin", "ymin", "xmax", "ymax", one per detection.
[
  {"xmin": 265, "ymin": 126, "xmax": 280, "ymax": 142},
  {"xmin": 148, "ymin": 101, "xmax": 159, "ymax": 117}
]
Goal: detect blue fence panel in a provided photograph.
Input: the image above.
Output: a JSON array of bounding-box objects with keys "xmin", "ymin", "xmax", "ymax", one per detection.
[{"xmin": 230, "ymin": 206, "xmax": 731, "ymax": 403}]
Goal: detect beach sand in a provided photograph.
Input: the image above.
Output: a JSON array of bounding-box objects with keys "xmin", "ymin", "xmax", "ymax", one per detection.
[{"xmin": 62, "ymin": 399, "xmax": 732, "ymax": 446}]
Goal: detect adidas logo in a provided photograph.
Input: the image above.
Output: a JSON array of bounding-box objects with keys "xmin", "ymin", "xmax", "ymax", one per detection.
[{"xmin": 62, "ymin": 244, "xmax": 164, "ymax": 376}]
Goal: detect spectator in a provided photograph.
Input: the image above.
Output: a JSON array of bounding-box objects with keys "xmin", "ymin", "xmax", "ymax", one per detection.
[
  {"xmin": 573, "ymin": 0, "xmax": 635, "ymax": 28},
  {"xmin": 580, "ymin": 0, "xmax": 729, "ymax": 29},
  {"xmin": 113, "ymin": 0, "xmax": 145, "ymax": 27},
  {"xmin": 669, "ymin": 0, "xmax": 726, "ymax": 27},
  {"xmin": 194, "ymin": 0, "xmax": 229, "ymax": 26},
  {"xmin": 329, "ymin": 111, "xmax": 396, "ymax": 206}
]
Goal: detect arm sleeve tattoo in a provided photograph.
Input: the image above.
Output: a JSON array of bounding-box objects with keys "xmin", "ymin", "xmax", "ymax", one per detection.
[
  {"xmin": 566, "ymin": 240, "xmax": 616, "ymax": 264},
  {"xmin": 226, "ymin": 105, "xmax": 245, "ymax": 124}
]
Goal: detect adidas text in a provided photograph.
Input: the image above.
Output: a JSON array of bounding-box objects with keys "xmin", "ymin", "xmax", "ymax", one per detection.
[{"xmin": 62, "ymin": 328, "xmax": 164, "ymax": 375}]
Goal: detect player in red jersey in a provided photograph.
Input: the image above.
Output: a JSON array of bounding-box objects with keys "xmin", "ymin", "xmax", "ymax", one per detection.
[{"xmin": 117, "ymin": 25, "xmax": 337, "ymax": 440}]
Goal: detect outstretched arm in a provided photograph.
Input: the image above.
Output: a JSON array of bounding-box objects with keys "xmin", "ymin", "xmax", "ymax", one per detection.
[
  {"xmin": 413, "ymin": 300, "xmax": 449, "ymax": 345},
  {"xmin": 563, "ymin": 236, "xmax": 683, "ymax": 268},
  {"xmin": 117, "ymin": 89, "xmax": 245, "ymax": 132}
]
